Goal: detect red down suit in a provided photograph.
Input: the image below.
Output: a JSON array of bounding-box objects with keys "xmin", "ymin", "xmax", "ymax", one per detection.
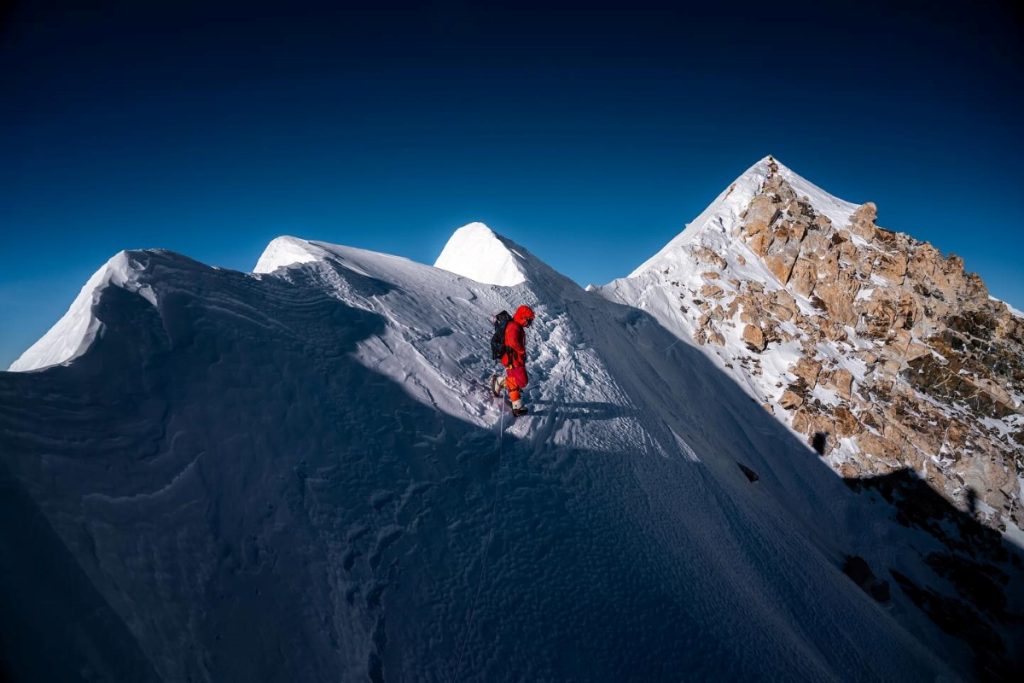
[{"xmin": 501, "ymin": 305, "xmax": 534, "ymax": 402}]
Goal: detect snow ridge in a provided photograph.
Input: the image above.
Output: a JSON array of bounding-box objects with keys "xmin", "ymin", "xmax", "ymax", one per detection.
[{"xmin": 9, "ymin": 251, "xmax": 157, "ymax": 372}]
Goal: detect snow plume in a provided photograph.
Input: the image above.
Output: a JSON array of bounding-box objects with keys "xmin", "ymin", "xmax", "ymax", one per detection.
[{"xmin": 3, "ymin": 165, "xmax": 1022, "ymax": 680}]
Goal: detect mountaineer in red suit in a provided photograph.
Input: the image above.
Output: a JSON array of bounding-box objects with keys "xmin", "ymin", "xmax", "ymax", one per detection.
[{"xmin": 491, "ymin": 305, "xmax": 535, "ymax": 416}]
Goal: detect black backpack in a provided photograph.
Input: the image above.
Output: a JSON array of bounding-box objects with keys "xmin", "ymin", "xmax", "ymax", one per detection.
[{"xmin": 490, "ymin": 310, "xmax": 512, "ymax": 360}]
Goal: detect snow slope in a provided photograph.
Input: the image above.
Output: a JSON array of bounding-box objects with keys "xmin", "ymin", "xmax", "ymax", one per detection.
[{"xmin": 1, "ymin": 224, "xmax": 1017, "ymax": 680}]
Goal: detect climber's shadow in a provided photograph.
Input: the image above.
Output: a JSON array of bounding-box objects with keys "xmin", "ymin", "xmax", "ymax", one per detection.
[{"xmin": 529, "ymin": 399, "xmax": 635, "ymax": 420}]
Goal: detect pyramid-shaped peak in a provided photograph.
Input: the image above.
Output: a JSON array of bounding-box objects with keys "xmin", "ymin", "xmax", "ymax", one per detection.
[
  {"xmin": 626, "ymin": 156, "xmax": 859, "ymax": 277},
  {"xmin": 434, "ymin": 222, "xmax": 527, "ymax": 286}
]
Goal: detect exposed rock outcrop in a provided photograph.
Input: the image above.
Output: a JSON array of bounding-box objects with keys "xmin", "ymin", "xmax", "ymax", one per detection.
[
  {"xmin": 632, "ymin": 159, "xmax": 1024, "ymax": 533},
  {"xmin": 730, "ymin": 169, "xmax": 1024, "ymax": 532}
]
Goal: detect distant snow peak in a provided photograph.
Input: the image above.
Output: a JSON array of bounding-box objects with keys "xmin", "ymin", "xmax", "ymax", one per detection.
[
  {"xmin": 254, "ymin": 236, "xmax": 326, "ymax": 274},
  {"xmin": 434, "ymin": 222, "xmax": 527, "ymax": 286},
  {"xmin": 9, "ymin": 251, "xmax": 154, "ymax": 372}
]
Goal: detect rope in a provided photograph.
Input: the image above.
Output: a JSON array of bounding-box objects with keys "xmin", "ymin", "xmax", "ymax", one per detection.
[{"xmin": 450, "ymin": 394, "xmax": 505, "ymax": 680}]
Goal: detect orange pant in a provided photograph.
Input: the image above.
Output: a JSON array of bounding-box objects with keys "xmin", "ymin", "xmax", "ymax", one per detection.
[{"xmin": 505, "ymin": 366, "xmax": 528, "ymax": 402}]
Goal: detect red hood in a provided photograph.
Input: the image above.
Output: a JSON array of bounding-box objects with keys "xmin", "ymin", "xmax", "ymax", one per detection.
[{"xmin": 513, "ymin": 305, "xmax": 534, "ymax": 326}]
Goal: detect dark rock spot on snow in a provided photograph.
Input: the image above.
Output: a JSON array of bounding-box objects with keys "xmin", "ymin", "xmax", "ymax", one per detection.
[
  {"xmin": 736, "ymin": 463, "xmax": 759, "ymax": 482},
  {"xmin": 810, "ymin": 431, "xmax": 828, "ymax": 455}
]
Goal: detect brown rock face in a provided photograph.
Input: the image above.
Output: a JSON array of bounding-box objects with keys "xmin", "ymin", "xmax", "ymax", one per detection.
[
  {"xmin": 789, "ymin": 259, "xmax": 817, "ymax": 297},
  {"xmin": 815, "ymin": 280, "xmax": 859, "ymax": 326},
  {"xmin": 722, "ymin": 167, "xmax": 1024, "ymax": 532},
  {"xmin": 858, "ymin": 433, "xmax": 902, "ymax": 463},
  {"xmin": 824, "ymin": 369, "xmax": 853, "ymax": 401},
  {"xmin": 873, "ymin": 251, "xmax": 907, "ymax": 284},
  {"xmin": 834, "ymin": 406, "xmax": 859, "ymax": 437},
  {"xmin": 765, "ymin": 253, "xmax": 796, "ymax": 284},
  {"xmin": 744, "ymin": 193, "xmax": 781, "ymax": 237},
  {"xmin": 691, "ymin": 246, "xmax": 727, "ymax": 270},
  {"xmin": 792, "ymin": 358, "xmax": 822, "ymax": 388},
  {"xmin": 849, "ymin": 202, "xmax": 878, "ymax": 240},
  {"xmin": 779, "ymin": 390, "xmax": 804, "ymax": 410},
  {"xmin": 743, "ymin": 324, "xmax": 767, "ymax": 352},
  {"xmin": 637, "ymin": 161, "xmax": 1021, "ymax": 532},
  {"xmin": 700, "ymin": 284, "xmax": 724, "ymax": 299}
]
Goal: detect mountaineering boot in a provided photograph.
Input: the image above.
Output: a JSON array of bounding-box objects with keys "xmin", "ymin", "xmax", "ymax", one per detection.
[
  {"xmin": 511, "ymin": 399, "xmax": 528, "ymax": 417},
  {"xmin": 491, "ymin": 374, "xmax": 505, "ymax": 398}
]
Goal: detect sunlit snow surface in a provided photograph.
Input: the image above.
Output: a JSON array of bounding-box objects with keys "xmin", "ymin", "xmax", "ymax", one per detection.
[
  {"xmin": 433, "ymin": 222, "xmax": 528, "ymax": 286},
  {"xmin": 0, "ymin": 174, "xmax": 983, "ymax": 680},
  {"xmin": 628, "ymin": 156, "xmax": 857, "ymax": 278}
]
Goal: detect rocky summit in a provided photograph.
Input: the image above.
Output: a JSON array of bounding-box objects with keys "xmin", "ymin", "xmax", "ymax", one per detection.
[{"xmin": 605, "ymin": 156, "xmax": 1024, "ymax": 535}]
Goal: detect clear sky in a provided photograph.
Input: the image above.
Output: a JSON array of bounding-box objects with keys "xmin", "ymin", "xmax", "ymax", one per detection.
[{"xmin": 2, "ymin": 0, "xmax": 1022, "ymax": 367}]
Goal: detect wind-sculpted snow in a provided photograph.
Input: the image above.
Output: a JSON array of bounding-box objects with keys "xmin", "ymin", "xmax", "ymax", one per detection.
[
  {"xmin": 1, "ymin": 233, "xmax": 1005, "ymax": 680},
  {"xmin": 8, "ymin": 251, "xmax": 158, "ymax": 372}
]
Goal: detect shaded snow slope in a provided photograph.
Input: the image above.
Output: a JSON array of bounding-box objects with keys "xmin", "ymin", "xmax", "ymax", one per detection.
[
  {"xmin": 433, "ymin": 222, "xmax": 528, "ymax": 286},
  {"xmin": 2, "ymin": 231, "xmax": 1017, "ymax": 681}
]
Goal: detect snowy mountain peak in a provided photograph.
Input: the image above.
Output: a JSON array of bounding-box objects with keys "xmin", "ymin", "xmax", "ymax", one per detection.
[
  {"xmin": 603, "ymin": 156, "xmax": 1024, "ymax": 538},
  {"xmin": 9, "ymin": 250, "xmax": 157, "ymax": 372},
  {"xmin": 434, "ymin": 222, "xmax": 528, "ymax": 286},
  {"xmin": 628, "ymin": 156, "xmax": 858, "ymax": 278}
]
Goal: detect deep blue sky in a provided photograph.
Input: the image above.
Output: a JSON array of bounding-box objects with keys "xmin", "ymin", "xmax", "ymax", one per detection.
[{"xmin": 2, "ymin": 0, "xmax": 1022, "ymax": 367}]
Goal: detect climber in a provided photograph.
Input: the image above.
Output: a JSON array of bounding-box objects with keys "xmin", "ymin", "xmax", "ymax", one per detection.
[{"xmin": 491, "ymin": 305, "xmax": 535, "ymax": 416}]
